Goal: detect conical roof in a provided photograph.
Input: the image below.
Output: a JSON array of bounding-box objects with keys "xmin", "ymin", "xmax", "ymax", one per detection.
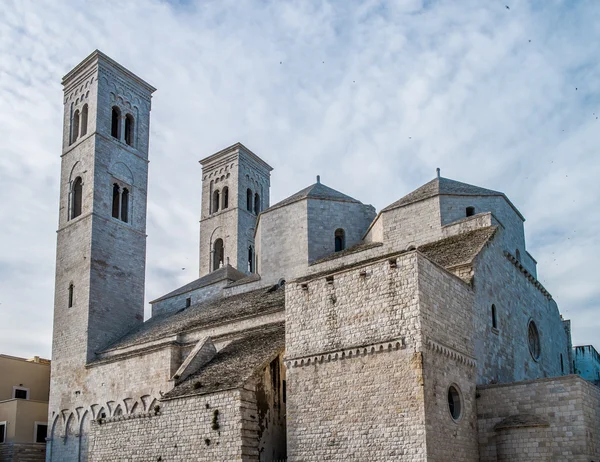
[{"xmin": 382, "ymin": 177, "xmax": 504, "ymax": 212}]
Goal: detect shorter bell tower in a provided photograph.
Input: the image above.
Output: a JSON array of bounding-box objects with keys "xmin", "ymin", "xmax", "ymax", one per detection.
[{"xmin": 199, "ymin": 143, "xmax": 272, "ymax": 277}]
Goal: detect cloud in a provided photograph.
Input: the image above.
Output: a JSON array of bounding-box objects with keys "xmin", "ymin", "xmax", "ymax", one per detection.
[{"xmin": 0, "ymin": 0, "xmax": 598, "ymax": 358}]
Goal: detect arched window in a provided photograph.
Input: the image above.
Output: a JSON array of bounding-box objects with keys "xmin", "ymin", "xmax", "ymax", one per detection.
[
  {"xmin": 121, "ymin": 188, "xmax": 129, "ymax": 223},
  {"xmin": 247, "ymin": 189, "xmax": 252, "ymax": 212},
  {"xmin": 124, "ymin": 114, "xmax": 134, "ymax": 146},
  {"xmin": 222, "ymin": 187, "xmax": 229, "ymax": 209},
  {"xmin": 71, "ymin": 109, "xmax": 80, "ymax": 144},
  {"xmin": 80, "ymin": 104, "xmax": 88, "ymax": 137},
  {"xmin": 491, "ymin": 304, "xmax": 497, "ymax": 329},
  {"xmin": 213, "ymin": 239, "xmax": 224, "ymax": 271},
  {"xmin": 248, "ymin": 246, "xmax": 254, "ymax": 273},
  {"xmin": 334, "ymin": 229, "xmax": 345, "ymax": 252},
  {"xmin": 68, "ymin": 283, "xmax": 74, "ymax": 308},
  {"xmin": 71, "ymin": 177, "xmax": 83, "ymax": 219},
  {"xmin": 213, "ymin": 190, "xmax": 220, "ymax": 213},
  {"xmin": 515, "ymin": 249, "xmax": 521, "ymax": 260},
  {"xmin": 112, "ymin": 184, "xmax": 120, "ymax": 219},
  {"xmin": 111, "ymin": 106, "xmax": 121, "ymax": 139},
  {"xmin": 466, "ymin": 206, "xmax": 475, "ymax": 217},
  {"xmin": 254, "ymin": 193, "xmax": 260, "ymax": 214}
]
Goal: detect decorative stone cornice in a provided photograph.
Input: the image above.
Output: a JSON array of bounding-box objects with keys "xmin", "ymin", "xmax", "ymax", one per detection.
[
  {"xmin": 504, "ymin": 251, "xmax": 552, "ymax": 300},
  {"xmin": 285, "ymin": 337, "xmax": 408, "ymax": 368},
  {"xmin": 425, "ymin": 339, "xmax": 477, "ymax": 368}
]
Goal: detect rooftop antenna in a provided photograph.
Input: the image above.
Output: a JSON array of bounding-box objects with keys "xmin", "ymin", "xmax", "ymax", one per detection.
[
  {"xmin": 436, "ymin": 168, "xmax": 441, "ymax": 179},
  {"xmin": 316, "ymin": 175, "xmax": 321, "ymax": 184}
]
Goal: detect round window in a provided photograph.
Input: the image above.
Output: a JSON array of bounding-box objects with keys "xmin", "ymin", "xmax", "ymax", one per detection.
[
  {"xmin": 528, "ymin": 320, "xmax": 541, "ymax": 361},
  {"xmin": 447, "ymin": 385, "xmax": 462, "ymax": 421}
]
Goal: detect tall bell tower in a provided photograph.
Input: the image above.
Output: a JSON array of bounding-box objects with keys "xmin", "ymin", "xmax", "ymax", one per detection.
[
  {"xmin": 49, "ymin": 50, "xmax": 155, "ymax": 418},
  {"xmin": 199, "ymin": 143, "xmax": 272, "ymax": 277}
]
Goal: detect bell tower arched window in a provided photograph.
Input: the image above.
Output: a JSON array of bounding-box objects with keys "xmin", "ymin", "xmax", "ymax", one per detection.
[
  {"xmin": 112, "ymin": 184, "xmax": 120, "ymax": 218},
  {"xmin": 248, "ymin": 246, "xmax": 254, "ymax": 273},
  {"xmin": 112, "ymin": 183, "xmax": 130, "ymax": 223},
  {"xmin": 80, "ymin": 104, "xmax": 88, "ymax": 137},
  {"xmin": 334, "ymin": 228, "xmax": 345, "ymax": 252},
  {"xmin": 254, "ymin": 193, "xmax": 260, "ymax": 214},
  {"xmin": 125, "ymin": 114, "xmax": 134, "ymax": 146},
  {"xmin": 121, "ymin": 188, "xmax": 129, "ymax": 222},
  {"xmin": 213, "ymin": 190, "xmax": 220, "ymax": 213},
  {"xmin": 247, "ymin": 189, "xmax": 253, "ymax": 212},
  {"xmin": 222, "ymin": 187, "xmax": 229, "ymax": 209},
  {"xmin": 111, "ymin": 106, "xmax": 121, "ymax": 139},
  {"xmin": 71, "ymin": 177, "xmax": 83, "ymax": 219},
  {"xmin": 71, "ymin": 109, "xmax": 80, "ymax": 144},
  {"xmin": 213, "ymin": 239, "xmax": 224, "ymax": 271}
]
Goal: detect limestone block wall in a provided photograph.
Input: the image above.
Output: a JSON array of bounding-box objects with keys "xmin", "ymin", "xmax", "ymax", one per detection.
[
  {"xmin": 574, "ymin": 345, "xmax": 600, "ymax": 383},
  {"xmin": 255, "ymin": 200, "xmax": 308, "ymax": 286},
  {"xmin": 87, "ymin": 390, "xmax": 244, "ymax": 461},
  {"xmin": 477, "ymin": 375, "xmax": 600, "ymax": 462},
  {"xmin": 418, "ymin": 254, "xmax": 479, "ymax": 461},
  {"xmin": 439, "ymin": 195, "xmax": 536, "ymax": 276},
  {"xmin": 286, "ymin": 252, "xmax": 421, "ymax": 359},
  {"xmin": 306, "ymin": 199, "xmax": 376, "ymax": 263},
  {"xmin": 151, "ymin": 279, "xmax": 228, "ymax": 317},
  {"xmin": 472, "ymin": 233, "xmax": 570, "ymax": 385},
  {"xmin": 378, "ymin": 196, "xmax": 443, "ymax": 251},
  {"xmin": 286, "ymin": 348, "xmax": 427, "ymax": 461}
]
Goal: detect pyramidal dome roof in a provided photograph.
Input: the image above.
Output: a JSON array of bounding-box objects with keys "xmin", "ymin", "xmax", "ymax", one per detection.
[
  {"xmin": 382, "ymin": 177, "xmax": 504, "ymax": 212},
  {"xmin": 266, "ymin": 179, "xmax": 361, "ymax": 212}
]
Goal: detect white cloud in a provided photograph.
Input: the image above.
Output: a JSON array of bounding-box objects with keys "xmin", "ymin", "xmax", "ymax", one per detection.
[{"xmin": 0, "ymin": 0, "xmax": 598, "ymax": 358}]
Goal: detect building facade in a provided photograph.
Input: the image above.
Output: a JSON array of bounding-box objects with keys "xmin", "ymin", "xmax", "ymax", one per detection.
[
  {"xmin": 46, "ymin": 51, "xmax": 599, "ymax": 461},
  {"xmin": 0, "ymin": 354, "xmax": 50, "ymax": 461}
]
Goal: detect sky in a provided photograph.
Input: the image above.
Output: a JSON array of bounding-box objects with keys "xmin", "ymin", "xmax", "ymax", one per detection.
[{"xmin": 0, "ymin": 0, "xmax": 598, "ymax": 359}]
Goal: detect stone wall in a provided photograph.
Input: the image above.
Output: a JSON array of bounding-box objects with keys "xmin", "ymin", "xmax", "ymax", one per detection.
[
  {"xmin": 477, "ymin": 375, "xmax": 600, "ymax": 462},
  {"xmin": 151, "ymin": 279, "xmax": 228, "ymax": 317},
  {"xmin": 87, "ymin": 390, "xmax": 244, "ymax": 461},
  {"xmin": 574, "ymin": 345, "xmax": 600, "ymax": 383},
  {"xmin": 306, "ymin": 199, "xmax": 376, "ymax": 263},
  {"xmin": 472, "ymin": 230, "xmax": 570, "ymax": 385}
]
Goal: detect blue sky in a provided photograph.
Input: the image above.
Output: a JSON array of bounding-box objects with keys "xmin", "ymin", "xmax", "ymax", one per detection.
[{"xmin": 0, "ymin": 0, "xmax": 598, "ymax": 358}]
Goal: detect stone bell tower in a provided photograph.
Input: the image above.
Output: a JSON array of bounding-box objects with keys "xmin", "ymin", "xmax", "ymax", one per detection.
[
  {"xmin": 49, "ymin": 50, "xmax": 155, "ymax": 423},
  {"xmin": 199, "ymin": 143, "xmax": 272, "ymax": 277}
]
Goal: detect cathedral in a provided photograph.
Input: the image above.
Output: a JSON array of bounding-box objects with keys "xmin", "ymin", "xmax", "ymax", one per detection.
[{"xmin": 46, "ymin": 50, "xmax": 599, "ymax": 461}]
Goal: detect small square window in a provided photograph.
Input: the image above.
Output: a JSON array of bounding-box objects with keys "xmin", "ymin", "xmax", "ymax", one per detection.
[
  {"xmin": 185, "ymin": 297, "xmax": 191, "ymax": 308},
  {"xmin": 13, "ymin": 387, "xmax": 29, "ymax": 400},
  {"xmin": 34, "ymin": 422, "xmax": 47, "ymax": 443}
]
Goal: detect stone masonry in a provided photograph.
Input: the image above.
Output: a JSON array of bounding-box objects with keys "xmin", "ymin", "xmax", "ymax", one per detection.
[{"xmin": 47, "ymin": 50, "xmax": 599, "ymax": 461}]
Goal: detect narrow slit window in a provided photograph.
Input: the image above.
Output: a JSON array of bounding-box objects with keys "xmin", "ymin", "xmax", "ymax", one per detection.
[
  {"xmin": 80, "ymin": 104, "xmax": 88, "ymax": 137},
  {"xmin": 334, "ymin": 229, "xmax": 345, "ymax": 252},
  {"xmin": 121, "ymin": 188, "xmax": 129, "ymax": 222},
  {"xmin": 111, "ymin": 106, "xmax": 121, "ymax": 139},
  {"xmin": 71, "ymin": 177, "xmax": 83, "ymax": 219},
  {"xmin": 560, "ymin": 353, "xmax": 564, "ymax": 374},
  {"xmin": 112, "ymin": 184, "xmax": 120, "ymax": 219},
  {"xmin": 68, "ymin": 283, "xmax": 74, "ymax": 308},
  {"xmin": 185, "ymin": 297, "xmax": 191, "ymax": 308},
  {"xmin": 124, "ymin": 114, "xmax": 134, "ymax": 146},
  {"xmin": 491, "ymin": 304, "xmax": 497, "ymax": 329}
]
